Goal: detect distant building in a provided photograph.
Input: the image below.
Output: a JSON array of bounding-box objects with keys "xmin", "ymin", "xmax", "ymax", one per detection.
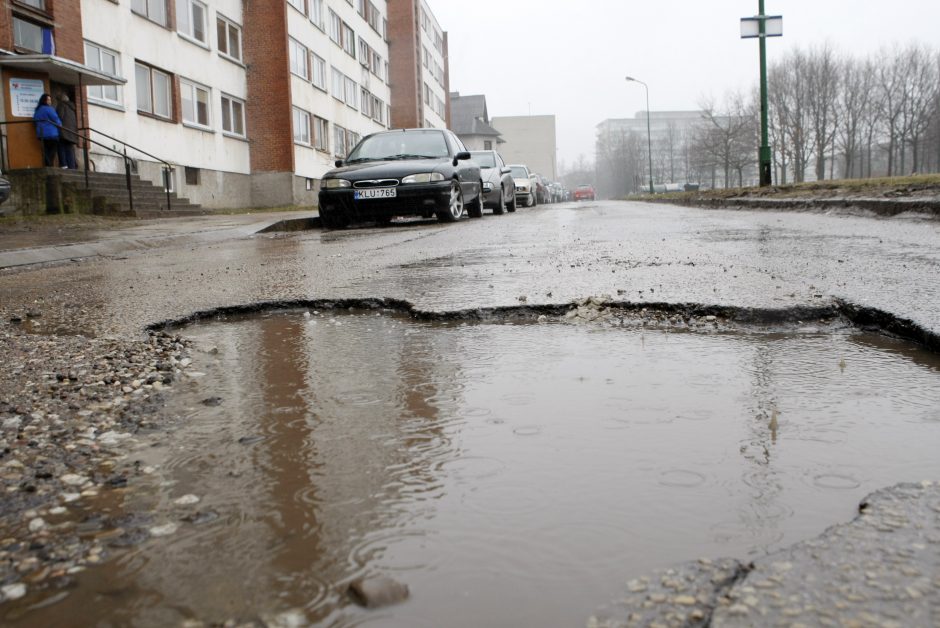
[
  {"xmin": 387, "ymin": 0, "xmax": 450, "ymax": 129},
  {"xmin": 596, "ymin": 111, "xmax": 710, "ymax": 197},
  {"xmin": 449, "ymin": 92, "xmax": 503, "ymax": 151},
  {"xmin": 490, "ymin": 115, "xmax": 557, "ymax": 180}
]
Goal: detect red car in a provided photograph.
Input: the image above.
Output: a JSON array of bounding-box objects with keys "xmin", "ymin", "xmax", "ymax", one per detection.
[{"xmin": 573, "ymin": 184, "xmax": 595, "ymax": 201}]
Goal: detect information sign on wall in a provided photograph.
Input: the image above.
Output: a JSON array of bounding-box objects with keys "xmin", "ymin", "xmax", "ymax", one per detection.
[{"xmin": 10, "ymin": 78, "xmax": 46, "ymax": 117}]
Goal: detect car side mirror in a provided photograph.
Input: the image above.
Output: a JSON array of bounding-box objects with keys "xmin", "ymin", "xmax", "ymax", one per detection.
[
  {"xmin": 334, "ymin": 159, "xmax": 344, "ymax": 167},
  {"xmin": 501, "ymin": 167, "xmax": 511, "ymax": 175},
  {"xmin": 454, "ymin": 151, "xmax": 471, "ymax": 166}
]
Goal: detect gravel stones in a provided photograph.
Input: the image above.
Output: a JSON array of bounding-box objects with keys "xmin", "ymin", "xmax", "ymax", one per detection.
[{"xmin": 0, "ymin": 325, "xmax": 193, "ymax": 599}]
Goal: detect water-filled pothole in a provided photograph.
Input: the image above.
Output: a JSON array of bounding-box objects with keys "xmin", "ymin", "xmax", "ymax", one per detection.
[{"xmin": 12, "ymin": 308, "xmax": 940, "ymax": 627}]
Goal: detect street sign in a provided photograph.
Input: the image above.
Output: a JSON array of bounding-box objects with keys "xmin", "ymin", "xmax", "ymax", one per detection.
[{"xmin": 740, "ymin": 16, "xmax": 783, "ymax": 38}]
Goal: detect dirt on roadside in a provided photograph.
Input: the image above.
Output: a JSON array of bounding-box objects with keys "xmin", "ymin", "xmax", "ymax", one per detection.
[{"xmin": 636, "ymin": 174, "xmax": 940, "ymax": 217}]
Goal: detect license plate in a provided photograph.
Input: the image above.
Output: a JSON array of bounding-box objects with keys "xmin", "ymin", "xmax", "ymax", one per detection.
[{"xmin": 354, "ymin": 188, "xmax": 397, "ymax": 200}]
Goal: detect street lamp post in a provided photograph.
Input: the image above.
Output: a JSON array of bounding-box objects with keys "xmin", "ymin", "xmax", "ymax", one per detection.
[
  {"xmin": 741, "ymin": 1, "xmax": 782, "ymax": 187},
  {"xmin": 625, "ymin": 76, "xmax": 654, "ymax": 195}
]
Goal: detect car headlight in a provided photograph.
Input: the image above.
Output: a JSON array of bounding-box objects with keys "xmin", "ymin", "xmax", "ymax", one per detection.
[
  {"xmin": 483, "ymin": 182, "xmax": 493, "ymax": 192},
  {"xmin": 401, "ymin": 172, "xmax": 445, "ymax": 184},
  {"xmin": 322, "ymin": 178, "xmax": 351, "ymax": 189},
  {"xmin": 516, "ymin": 183, "xmax": 529, "ymax": 191}
]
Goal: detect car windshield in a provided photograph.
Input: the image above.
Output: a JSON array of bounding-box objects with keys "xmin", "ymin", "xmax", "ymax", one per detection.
[
  {"xmin": 509, "ymin": 166, "xmax": 529, "ymax": 179},
  {"xmin": 578, "ymin": 185, "xmax": 592, "ymax": 190},
  {"xmin": 346, "ymin": 131, "xmax": 450, "ymax": 162},
  {"xmin": 470, "ymin": 152, "xmax": 496, "ymax": 168}
]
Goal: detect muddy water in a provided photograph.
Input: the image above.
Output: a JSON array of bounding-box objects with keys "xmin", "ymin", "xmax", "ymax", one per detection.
[{"xmin": 16, "ymin": 311, "xmax": 940, "ymax": 627}]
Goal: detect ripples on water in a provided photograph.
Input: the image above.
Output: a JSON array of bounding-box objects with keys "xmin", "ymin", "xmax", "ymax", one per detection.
[{"xmin": 16, "ymin": 311, "xmax": 940, "ymax": 627}]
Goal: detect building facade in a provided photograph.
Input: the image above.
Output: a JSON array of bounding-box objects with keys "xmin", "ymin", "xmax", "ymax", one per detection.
[
  {"xmin": 387, "ymin": 0, "xmax": 448, "ymax": 130},
  {"xmin": 449, "ymin": 92, "xmax": 502, "ymax": 152},
  {"xmin": 0, "ymin": 0, "xmax": 399, "ymax": 210},
  {"xmin": 490, "ymin": 115, "xmax": 557, "ymax": 181}
]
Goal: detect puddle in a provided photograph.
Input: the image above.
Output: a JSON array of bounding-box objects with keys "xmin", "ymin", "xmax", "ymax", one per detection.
[{"xmin": 8, "ymin": 309, "xmax": 940, "ymax": 627}]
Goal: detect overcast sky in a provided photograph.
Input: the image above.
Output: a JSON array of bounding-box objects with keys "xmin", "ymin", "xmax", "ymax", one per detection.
[{"xmin": 431, "ymin": 1, "xmax": 940, "ymax": 171}]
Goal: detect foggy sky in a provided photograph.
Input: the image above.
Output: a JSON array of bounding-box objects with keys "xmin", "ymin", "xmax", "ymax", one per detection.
[{"xmin": 431, "ymin": 1, "xmax": 940, "ymax": 171}]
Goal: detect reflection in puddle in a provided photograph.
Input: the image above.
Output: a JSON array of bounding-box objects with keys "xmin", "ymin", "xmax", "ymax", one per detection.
[{"xmin": 10, "ymin": 311, "xmax": 940, "ymax": 627}]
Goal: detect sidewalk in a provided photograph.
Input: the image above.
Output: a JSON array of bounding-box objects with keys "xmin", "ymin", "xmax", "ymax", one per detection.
[{"xmin": 0, "ymin": 210, "xmax": 317, "ymax": 269}]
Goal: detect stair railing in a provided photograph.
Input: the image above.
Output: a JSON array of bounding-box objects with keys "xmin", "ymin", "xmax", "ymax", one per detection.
[{"xmin": 0, "ymin": 119, "xmax": 175, "ymax": 213}]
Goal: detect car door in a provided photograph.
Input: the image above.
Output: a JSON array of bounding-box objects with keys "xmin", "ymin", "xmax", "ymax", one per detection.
[{"xmin": 448, "ymin": 132, "xmax": 479, "ymax": 200}]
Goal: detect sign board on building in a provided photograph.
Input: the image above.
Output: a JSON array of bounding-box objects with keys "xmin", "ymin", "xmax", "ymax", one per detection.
[{"xmin": 9, "ymin": 78, "xmax": 45, "ymax": 118}]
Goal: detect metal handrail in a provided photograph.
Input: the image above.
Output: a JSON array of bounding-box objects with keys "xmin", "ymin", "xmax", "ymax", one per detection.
[{"xmin": 0, "ymin": 119, "xmax": 175, "ymax": 212}]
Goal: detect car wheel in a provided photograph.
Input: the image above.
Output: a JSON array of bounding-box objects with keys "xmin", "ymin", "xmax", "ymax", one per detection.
[
  {"xmin": 468, "ymin": 181, "xmax": 484, "ymax": 218},
  {"xmin": 492, "ymin": 185, "xmax": 506, "ymax": 215},
  {"xmin": 507, "ymin": 188, "xmax": 517, "ymax": 213},
  {"xmin": 437, "ymin": 180, "xmax": 465, "ymax": 223}
]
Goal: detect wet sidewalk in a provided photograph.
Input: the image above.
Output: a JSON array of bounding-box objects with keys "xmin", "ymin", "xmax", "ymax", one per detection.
[{"xmin": 0, "ymin": 210, "xmax": 317, "ymax": 269}]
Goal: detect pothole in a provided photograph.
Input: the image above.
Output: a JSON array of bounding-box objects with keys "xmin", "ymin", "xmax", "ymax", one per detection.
[{"xmin": 8, "ymin": 303, "xmax": 940, "ymax": 628}]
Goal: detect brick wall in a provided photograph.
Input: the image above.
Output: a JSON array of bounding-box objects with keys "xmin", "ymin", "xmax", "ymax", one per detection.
[
  {"xmin": 49, "ymin": 0, "xmax": 83, "ymax": 61},
  {"xmin": 243, "ymin": 0, "xmax": 293, "ymax": 172},
  {"xmin": 387, "ymin": 0, "xmax": 420, "ymax": 129}
]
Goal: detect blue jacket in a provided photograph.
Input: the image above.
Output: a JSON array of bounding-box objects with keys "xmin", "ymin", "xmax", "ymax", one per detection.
[{"xmin": 33, "ymin": 104, "xmax": 62, "ymax": 140}]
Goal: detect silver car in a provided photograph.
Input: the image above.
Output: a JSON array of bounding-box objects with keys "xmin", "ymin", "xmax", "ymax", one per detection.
[
  {"xmin": 508, "ymin": 164, "xmax": 537, "ymax": 207},
  {"xmin": 470, "ymin": 150, "xmax": 516, "ymax": 214}
]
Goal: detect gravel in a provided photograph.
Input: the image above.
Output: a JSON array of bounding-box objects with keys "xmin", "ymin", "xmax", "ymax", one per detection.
[{"xmin": 0, "ymin": 321, "xmax": 192, "ymax": 602}]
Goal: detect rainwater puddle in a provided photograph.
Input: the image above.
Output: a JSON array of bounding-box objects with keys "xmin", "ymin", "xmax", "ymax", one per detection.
[{"xmin": 15, "ymin": 310, "xmax": 940, "ymax": 627}]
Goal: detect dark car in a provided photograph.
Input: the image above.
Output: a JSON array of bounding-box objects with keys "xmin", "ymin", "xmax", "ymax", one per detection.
[
  {"xmin": 573, "ymin": 184, "xmax": 595, "ymax": 201},
  {"xmin": 0, "ymin": 176, "xmax": 10, "ymax": 206},
  {"xmin": 469, "ymin": 150, "xmax": 516, "ymax": 214},
  {"xmin": 318, "ymin": 128, "xmax": 484, "ymax": 228}
]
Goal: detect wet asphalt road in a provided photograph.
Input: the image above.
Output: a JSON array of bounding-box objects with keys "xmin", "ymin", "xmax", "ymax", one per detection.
[{"xmin": 1, "ymin": 200, "xmax": 938, "ymax": 340}]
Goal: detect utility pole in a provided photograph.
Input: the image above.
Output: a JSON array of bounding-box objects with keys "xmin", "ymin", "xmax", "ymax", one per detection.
[{"xmin": 741, "ymin": 2, "xmax": 782, "ymax": 187}]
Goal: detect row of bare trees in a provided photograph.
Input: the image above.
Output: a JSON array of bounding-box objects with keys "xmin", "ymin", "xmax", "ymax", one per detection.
[
  {"xmin": 591, "ymin": 43, "xmax": 940, "ymax": 195},
  {"xmin": 771, "ymin": 43, "xmax": 940, "ymax": 183}
]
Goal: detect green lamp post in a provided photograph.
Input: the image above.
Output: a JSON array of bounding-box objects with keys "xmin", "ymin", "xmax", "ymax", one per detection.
[{"xmin": 741, "ymin": 1, "xmax": 782, "ymax": 187}]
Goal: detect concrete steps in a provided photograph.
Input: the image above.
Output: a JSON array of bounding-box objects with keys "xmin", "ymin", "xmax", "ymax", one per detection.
[{"xmin": 53, "ymin": 169, "xmax": 206, "ymax": 217}]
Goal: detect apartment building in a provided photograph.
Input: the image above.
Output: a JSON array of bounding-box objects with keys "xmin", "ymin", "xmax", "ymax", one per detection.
[
  {"xmin": 0, "ymin": 0, "xmax": 394, "ymax": 209},
  {"xmin": 491, "ymin": 115, "xmax": 557, "ymax": 181},
  {"xmin": 387, "ymin": 0, "xmax": 448, "ymax": 130}
]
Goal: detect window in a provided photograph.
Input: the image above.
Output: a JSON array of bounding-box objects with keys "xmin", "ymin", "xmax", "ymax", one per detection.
[
  {"xmin": 333, "ymin": 124, "xmax": 347, "ymax": 158},
  {"xmin": 185, "ymin": 167, "xmax": 200, "ymax": 185},
  {"xmin": 358, "ymin": 38, "xmax": 369, "ymax": 68},
  {"xmin": 12, "ymin": 17, "xmax": 43, "ymax": 52},
  {"xmin": 484, "ymin": 140, "xmax": 493, "ymax": 150},
  {"xmin": 331, "ymin": 67, "xmax": 344, "ymax": 102},
  {"xmin": 360, "ymin": 88, "xmax": 371, "ymax": 118},
  {"xmin": 221, "ymin": 94, "xmax": 245, "ymax": 136},
  {"xmin": 292, "ymin": 107, "xmax": 311, "ymax": 145},
  {"xmin": 313, "ymin": 116, "xmax": 329, "ymax": 152},
  {"xmin": 347, "ymin": 130, "xmax": 361, "ymax": 152},
  {"xmin": 344, "ymin": 76, "xmax": 357, "ymax": 109},
  {"xmin": 84, "ymin": 42, "xmax": 122, "ymax": 105},
  {"xmin": 217, "ymin": 15, "xmax": 242, "ymax": 61},
  {"xmin": 176, "ymin": 0, "xmax": 207, "ymax": 44},
  {"xmin": 341, "ymin": 22, "xmax": 355, "ymax": 57},
  {"xmin": 180, "ymin": 79, "xmax": 210, "ymax": 127},
  {"xmin": 311, "ymin": 53, "xmax": 327, "ymax": 91},
  {"xmin": 18, "ymin": 0, "xmax": 44, "ymax": 8},
  {"xmin": 309, "ymin": 0, "xmax": 323, "ymax": 29},
  {"xmin": 135, "ymin": 62, "xmax": 172, "ymax": 118},
  {"xmin": 329, "ymin": 10, "xmax": 341, "ymax": 45},
  {"xmin": 287, "ymin": 0, "xmax": 305, "ymax": 14},
  {"xmin": 289, "ymin": 38, "xmax": 308, "ymax": 79},
  {"xmin": 131, "ymin": 0, "xmax": 168, "ymax": 27}
]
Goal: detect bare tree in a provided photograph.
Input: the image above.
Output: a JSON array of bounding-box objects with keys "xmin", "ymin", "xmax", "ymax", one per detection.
[
  {"xmin": 806, "ymin": 44, "xmax": 841, "ymax": 180},
  {"xmin": 901, "ymin": 44, "xmax": 940, "ymax": 174},
  {"xmin": 836, "ymin": 56, "xmax": 873, "ymax": 178},
  {"xmin": 694, "ymin": 92, "xmax": 756, "ymax": 188}
]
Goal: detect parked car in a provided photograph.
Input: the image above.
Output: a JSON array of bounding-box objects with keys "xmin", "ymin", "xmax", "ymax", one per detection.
[
  {"xmin": 508, "ymin": 164, "xmax": 537, "ymax": 207},
  {"xmin": 469, "ymin": 150, "xmax": 516, "ymax": 214},
  {"xmin": 318, "ymin": 128, "xmax": 484, "ymax": 228},
  {"xmin": 0, "ymin": 176, "xmax": 10, "ymax": 206},
  {"xmin": 532, "ymin": 173, "xmax": 552, "ymax": 204},
  {"xmin": 573, "ymin": 184, "xmax": 595, "ymax": 201}
]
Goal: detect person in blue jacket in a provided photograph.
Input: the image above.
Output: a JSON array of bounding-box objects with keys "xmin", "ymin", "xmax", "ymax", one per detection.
[{"xmin": 33, "ymin": 93, "xmax": 62, "ymax": 167}]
